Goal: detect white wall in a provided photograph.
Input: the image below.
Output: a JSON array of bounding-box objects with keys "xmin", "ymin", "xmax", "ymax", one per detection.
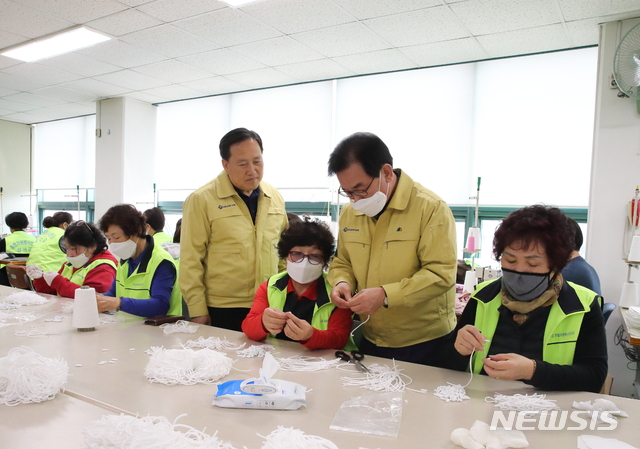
[
  {"xmin": 0, "ymin": 119, "xmax": 32, "ymax": 235},
  {"xmin": 589, "ymin": 18, "xmax": 640, "ymax": 398}
]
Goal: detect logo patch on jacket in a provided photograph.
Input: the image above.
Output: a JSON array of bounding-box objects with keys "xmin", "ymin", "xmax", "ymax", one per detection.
[
  {"xmin": 397, "ymin": 227, "xmax": 402, "ymax": 232},
  {"xmin": 343, "ymin": 227, "xmax": 359, "ymax": 232},
  {"xmin": 218, "ymin": 204, "xmax": 236, "ymax": 209}
]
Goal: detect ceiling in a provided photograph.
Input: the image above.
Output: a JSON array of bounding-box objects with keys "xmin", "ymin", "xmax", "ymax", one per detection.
[{"xmin": 0, "ymin": 0, "xmax": 639, "ymax": 125}]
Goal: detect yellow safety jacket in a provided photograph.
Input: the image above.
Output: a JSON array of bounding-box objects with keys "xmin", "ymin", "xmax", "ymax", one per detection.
[
  {"xmin": 60, "ymin": 257, "xmax": 117, "ymax": 288},
  {"xmin": 5, "ymin": 230, "xmax": 35, "ymax": 254},
  {"xmin": 27, "ymin": 227, "xmax": 66, "ymax": 272},
  {"xmin": 115, "ymin": 237, "xmax": 182, "ymax": 316},
  {"xmin": 266, "ymin": 271, "xmax": 357, "ymax": 350},
  {"xmin": 470, "ymin": 278, "xmax": 600, "ymax": 374},
  {"xmin": 180, "ymin": 171, "xmax": 287, "ymax": 317},
  {"xmin": 327, "ymin": 169, "xmax": 457, "ymax": 348}
]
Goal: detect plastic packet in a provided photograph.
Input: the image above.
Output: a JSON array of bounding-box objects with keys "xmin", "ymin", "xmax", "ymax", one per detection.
[{"xmin": 330, "ymin": 391, "xmax": 403, "ymax": 437}]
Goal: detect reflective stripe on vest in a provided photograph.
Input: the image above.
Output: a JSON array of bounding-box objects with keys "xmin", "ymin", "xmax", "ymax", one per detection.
[
  {"xmin": 5, "ymin": 231, "xmax": 35, "ymax": 254},
  {"xmin": 60, "ymin": 257, "xmax": 117, "ymax": 288},
  {"xmin": 115, "ymin": 242, "xmax": 182, "ymax": 316},
  {"xmin": 27, "ymin": 227, "xmax": 66, "ymax": 272},
  {"xmin": 471, "ymin": 280, "xmax": 593, "ymax": 374}
]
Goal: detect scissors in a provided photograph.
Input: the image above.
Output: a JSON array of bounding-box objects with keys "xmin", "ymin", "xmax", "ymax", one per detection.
[{"xmin": 335, "ymin": 350, "xmax": 370, "ymax": 373}]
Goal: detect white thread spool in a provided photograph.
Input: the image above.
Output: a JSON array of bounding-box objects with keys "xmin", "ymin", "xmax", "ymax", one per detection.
[
  {"xmin": 462, "ymin": 270, "xmax": 477, "ymax": 294},
  {"xmin": 72, "ymin": 286, "xmax": 100, "ymax": 332}
]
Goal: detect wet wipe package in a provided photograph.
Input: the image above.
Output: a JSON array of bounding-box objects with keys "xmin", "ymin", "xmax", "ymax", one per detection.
[{"xmin": 213, "ymin": 352, "xmax": 307, "ymax": 410}]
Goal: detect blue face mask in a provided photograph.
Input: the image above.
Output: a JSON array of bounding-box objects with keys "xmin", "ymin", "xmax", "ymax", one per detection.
[{"xmin": 501, "ymin": 267, "xmax": 551, "ymax": 302}]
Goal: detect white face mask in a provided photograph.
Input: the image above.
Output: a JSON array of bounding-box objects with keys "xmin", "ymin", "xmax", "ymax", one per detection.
[
  {"xmin": 287, "ymin": 259, "xmax": 324, "ymax": 284},
  {"xmin": 350, "ymin": 173, "xmax": 389, "ymax": 217},
  {"xmin": 66, "ymin": 252, "xmax": 89, "ymax": 268},
  {"xmin": 109, "ymin": 238, "xmax": 137, "ymax": 260}
]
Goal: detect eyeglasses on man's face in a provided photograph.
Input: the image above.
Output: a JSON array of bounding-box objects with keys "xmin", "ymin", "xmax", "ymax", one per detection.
[
  {"xmin": 337, "ymin": 176, "xmax": 376, "ymax": 198},
  {"xmin": 288, "ymin": 251, "xmax": 324, "ymax": 265}
]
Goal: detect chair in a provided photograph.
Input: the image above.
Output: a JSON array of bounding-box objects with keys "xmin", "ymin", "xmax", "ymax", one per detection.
[
  {"xmin": 6, "ymin": 264, "xmax": 33, "ymax": 290},
  {"xmin": 603, "ymin": 302, "xmax": 616, "ymax": 325}
]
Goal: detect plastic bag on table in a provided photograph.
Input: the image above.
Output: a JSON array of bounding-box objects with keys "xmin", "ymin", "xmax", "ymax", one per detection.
[{"xmin": 330, "ymin": 391, "xmax": 403, "ymax": 437}]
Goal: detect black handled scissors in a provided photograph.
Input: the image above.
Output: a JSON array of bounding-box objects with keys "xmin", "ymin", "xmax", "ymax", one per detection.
[{"xmin": 335, "ymin": 350, "xmax": 370, "ymax": 373}]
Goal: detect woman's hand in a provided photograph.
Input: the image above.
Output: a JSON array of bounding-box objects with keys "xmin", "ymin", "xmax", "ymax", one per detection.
[
  {"xmin": 482, "ymin": 353, "xmax": 536, "ymax": 381},
  {"xmin": 454, "ymin": 324, "xmax": 488, "ymax": 356},
  {"xmin": 96, "ymin": 294, "xmax": 121, "ymax": 313},
  {"xmin": 283, "ymin": 312, "xmax": 313, "ymax": 342},
  {"xmin": 262, "ymin": 307, "xmax": 287, "ymax": 335}
]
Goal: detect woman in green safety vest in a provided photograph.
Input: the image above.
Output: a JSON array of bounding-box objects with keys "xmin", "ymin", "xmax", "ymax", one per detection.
[
  {"xmin": 242, "ymin": 216, "xmax": 353, "ymax": 350},
  {"xmin": 28, "ymin": 220, "xmax": 118, "ymax": 298},
  {"xmin": 27, "ymin": 211, "xmax": 73, "ymax": 274},
  {"xmin": 439, "ymin": 205, "xmax": 607, "ymax": 393},
  {"xmin": 0, "ymin": 212, "xmax": 36, "ymax": 286},
  {"xmin": 96, "ymin": 204, "xmax": 182, "ymax": 318}
]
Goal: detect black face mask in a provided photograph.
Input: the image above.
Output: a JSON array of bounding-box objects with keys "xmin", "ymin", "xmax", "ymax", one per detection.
[{"xmin": 501, "ymin": 267, "xmax": 551, "ymax": 302}]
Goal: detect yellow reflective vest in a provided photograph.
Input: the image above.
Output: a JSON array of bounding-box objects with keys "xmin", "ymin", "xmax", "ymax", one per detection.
[
  {"xmin": 470, "ymin": 279, "xmax": 600, "ymax": 374},
  {"xmin": 115, "ymin": 237, "xmax": 182, "ymax": 316},
  {"xmin": 152, "ymin": 231, "xmax": 173, "ymax": 247},
  {"xmin": 5, "ymin": 230, "xmax": 35, "ymax": 254},
  {"xmin": 180, "ymin": 171, "xmax": 287, "ymax": 317},
  {"xmin": 61, "ymin": 257, "xmax": 117, "ymax": 288},
  {"xmin": 27, "ymin": 227, "xmax": 66, "ymax": 272}
]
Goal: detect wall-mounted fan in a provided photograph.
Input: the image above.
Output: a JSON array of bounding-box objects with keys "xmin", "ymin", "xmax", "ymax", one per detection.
[{"xmin": 613, "ymin": 22, "xmax": 640, "ymax": 113}]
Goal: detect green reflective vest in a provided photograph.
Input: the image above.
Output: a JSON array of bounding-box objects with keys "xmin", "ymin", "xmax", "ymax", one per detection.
[
  {"xmin": 115, "ymin": 238, "xmax": 182, "ymax": 316},
  {"xmin": 152, "ymin": 231, "xmax": 173, "ymax": 247},
  {"xmin": 60, "ymin": 257, "xmax": 117, "ymax": 289},
  {"xmin": 5, "ymin": 231, "xmax": 35, "ymax": 254},
  {"xmin": 27, "ymin": 227, "xmax": 66, "ymax": 272},
  {"xmin": 267, "ymin": 271, "xmax": 356, "ymax": 350},
  {"xmin": 471, "ymin": 279, "xmax": 598, "ymax": 374}
]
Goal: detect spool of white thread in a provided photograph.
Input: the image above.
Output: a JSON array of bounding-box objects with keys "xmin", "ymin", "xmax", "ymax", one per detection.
[
  {"xmin": 72, "ymin": 286, "xmax": 100, "ymax": 332},
  {"xmin": 463, "ymin": 270, "xmax": 477, "ymax": 294}
]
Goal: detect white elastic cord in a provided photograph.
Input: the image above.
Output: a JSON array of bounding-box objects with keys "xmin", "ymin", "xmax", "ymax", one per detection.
[
  {"xmin": 15, "ymin": 325, "xmax": 58, "ymax": 339},
  {"xmin": 0, "ymin": 346, "xmax": 68, "ymax": 406},
  {"xmin": 350, "ymin": 315, "xmax": 370, "ymax": 338},
  {"xmin": 259, "ymin": 426, "xmax": 339, "ymax": 449},
  {"xmin": 0, "ymin": 311, "xmax": 41, "ymax": 329},
  {"xmin": 341, "ymin": 359, "xmax": 413, "ymax": 392},
  {"xmin": 83, "ymin": 414, "xmax": 237, "ymax": 449},
  {"xmin": 182, "ymin": 336, "xmax": 246, "ymax": 351},
  {"xmin": 433, "ymin": 348, "xmax": 475, "ymax": 402},
  {"xmin": 0, "ymin": 292, "xmax": 49, "ymax": 309},
  {"xmin": 236, "ymin": 344, "xmax": 275, "ymax": 358},
  {"xmin": 44, "ymin": 316, "xmax": 64, "ymax": 322},
  {"xmin": 276, "ymin": 356, "xmax": 343, "ymax": 371},
  {"xmin": 485, "ymin": 393, "xmax": 560, "ymax": 411},
  {"xmin": 144, "ymin": 347, "xmax": 233, "ymax": 386},
  {"xmin": 160, "ymin": 320, "xmax": 199, "ymax": 335}
]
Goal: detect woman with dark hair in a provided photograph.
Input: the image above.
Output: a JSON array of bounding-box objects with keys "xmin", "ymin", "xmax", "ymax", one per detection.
[
  {"xmin": 439, "ymin": 205, "xmax": 607, "ymax": 392},
  {"xmin": 0, "ymin": 212, "xmax": 36, "ymax": 286},
  {"xmin": 27, "ymin": 211, "xmax": 73, "ymax": 274},
  {"xmin": 97, "ymin": 204, "xmax": 182, "ymax": 318},
  {"xmin": 242, "ymin": 217, "xmax": 353, "ymax": 350},
  {"xmin": 28, "ymin": 220, "xmax": 117, "ymax": 298}
]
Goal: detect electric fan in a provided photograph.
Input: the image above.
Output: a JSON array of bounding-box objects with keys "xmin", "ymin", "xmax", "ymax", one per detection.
[{"xmin": 613, "ymin": 22, "xmax": 640, "ymax": 113}]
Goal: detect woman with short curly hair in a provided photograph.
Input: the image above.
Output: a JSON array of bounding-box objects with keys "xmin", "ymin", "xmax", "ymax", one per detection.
[
  {"xmin": 242, "ymin": 216, "xmax": 353, "ymax": 350},
  {"xmin": 439, "ymin": 205, "xmax": 607, "ymax": 392}
]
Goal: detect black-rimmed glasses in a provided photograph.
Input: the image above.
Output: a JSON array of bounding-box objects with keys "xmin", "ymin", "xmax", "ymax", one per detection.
[
  {"xmin": 288, "ymin": 251, "xmax": 324, "ymax": 265},
  {"xmin": 337, "ymin": 176, "xmax": 376, "ymax": 198}
]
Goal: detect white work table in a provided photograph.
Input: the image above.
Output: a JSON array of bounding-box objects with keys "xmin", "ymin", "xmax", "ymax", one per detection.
[{"xmin": 1, "ymin": 285, "xmax": 639, "ymax": 449}]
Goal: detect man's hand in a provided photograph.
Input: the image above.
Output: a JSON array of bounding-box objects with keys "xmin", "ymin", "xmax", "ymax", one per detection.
[
  {"xmin": 330, "ymin": 282, "xmax": 352, "ymax": 308},
  {"xmin": 283, "ymin": 312, "xmax": 314, "ymax": 342},
  {"xmin": 453, "ymin": 324, "xmax": 487, "ymax": 356},
  {"xmin": 482, "ymin": 353, "xmax": 536, "ymax": 381},
  {"xmin": 346, "ymin": 287, "xmax": 386, "ymax": 315},
  {"xmin": 191, "ymin": 314, "xmax": 211, "ymax": 325},
  {"xmin": 96, "ymin": 294, "xmax": 120, "ymax": 313},
  {"xmin": 262, "ymin": 307, "xmax": 287, "ymax": 335}
]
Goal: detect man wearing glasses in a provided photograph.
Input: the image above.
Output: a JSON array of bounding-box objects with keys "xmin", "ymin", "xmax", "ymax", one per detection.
[
  {"xmin": 180, "ymin": 128, "xmax": 288, "ymax": 332},
  {"xmin": 327, "ymin": 132, "xmax": 457, "ymax": 365}
]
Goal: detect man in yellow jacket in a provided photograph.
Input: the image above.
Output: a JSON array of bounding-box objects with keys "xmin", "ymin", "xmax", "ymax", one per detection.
[
  {"xmin": 327, "ymin": 132, "xmax": 457, "ymax": 365},
  {"xmin": 180, "ymin": 128, "xmax": 288, "ymax": 331}
]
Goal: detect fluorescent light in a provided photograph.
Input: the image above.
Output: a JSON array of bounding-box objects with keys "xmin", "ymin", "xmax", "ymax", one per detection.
[
  {"xmin": 1, "ymin": 26, "xmax": 110, "ymax": 62},
  {"xmin": 219, "ymin": 0, "xmax": 266, "ymax": 7}
]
